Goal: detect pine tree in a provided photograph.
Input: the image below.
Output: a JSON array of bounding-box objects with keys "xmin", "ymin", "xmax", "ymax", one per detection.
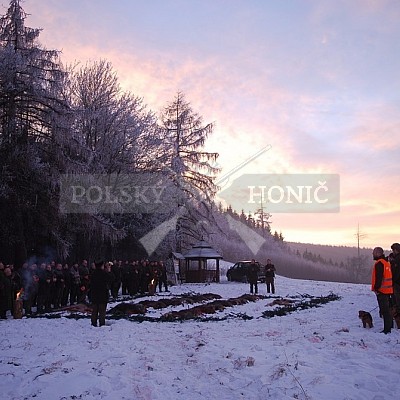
[
  {"xmin": 254, "ymin": 206, "xmax": 272, "ymax": 236},
  {"xmin": 0, "ymin": 0, "xmax": 70, "ymax": 263},
  {"xmin": 0, "ymin": 0, "xmax": 67, "ymax": 145},
  {"xmin": 159, "ymin": 92, "xmax": 219, "ymax": 251}
]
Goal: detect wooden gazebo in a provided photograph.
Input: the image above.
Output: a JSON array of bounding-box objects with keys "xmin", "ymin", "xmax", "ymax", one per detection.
[{"xmin": 182, "ymin": 240, "xmax": 223, "ymax": 283}]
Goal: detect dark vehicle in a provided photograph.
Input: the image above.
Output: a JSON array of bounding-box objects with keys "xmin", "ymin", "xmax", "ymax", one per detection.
[{"xmin": 226, "ymin": 261, "xmax": 266, "ymax": 283}]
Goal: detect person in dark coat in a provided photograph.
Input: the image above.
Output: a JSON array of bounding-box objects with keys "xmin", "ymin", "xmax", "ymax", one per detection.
[
  {"xmin": 246, "ymin": 259, "xmax": 259, "ymax": 294},
  {"xmin": 61, "ymin": 263, "xmax": 72, "ymax": 307},
  {"xmin": 78, "ymin": 261, "xmax": 90, "ymax": 304},
  {"xmin": 36, "ymin": 263, "xmax": 47, "ymax": 314},
  {"xmin": 390, "ymin": 243, "xmax": 400, "ymax": 313},
  {"xmin": 52, "ymin": 263, "xmax": 65, "ymax": 309},
  {"xmin": 157, "ymin": 261, "xmax": 169, "ymax": 292},
  {"xmin": 90, "ymin": 261, "xmax": 110, "ymax": 327},
  {"xmin": 104, "ymin": 262, "xmax": 115, "ymax": 300},
  {"xmin": 130, "ymin": 261, "xmax": 141, "ymax": 295},
  {"xmin": 140, "ymin": 260, "xmax": 152, "ymax": 294},
  {"xmin": 0, "ymin": 262, "xmax": 7, "ymax": 319},
  {"xmin": 265, "ymin": 259, "xmax": 276, "ymax": 294},
  {"xmin": 43, "ymin": 264, "xmax": 54, "ymax": 312},
  {"xmin": 121, "ymin": 260, "xmax": 131, "ymax": 295},
  {"xmin": 0, "ymin": 265, "xmax": 14, "ymax": 319},
  {"xmin": 110, "ymin": 260, "xmax": 122, "ymax": 300},
  {"xmin": 69, "ymin": 263, "xmax": 81, "ymax": 305}
]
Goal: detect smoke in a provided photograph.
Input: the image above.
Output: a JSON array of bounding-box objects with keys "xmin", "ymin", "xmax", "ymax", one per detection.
[
  {"xmin": 21, "ymin": 246, "xmax": 57, "ymax": 300},
  {"xmin": 26, "ymin": 246, "xmax": 57, "ymax": 266}
]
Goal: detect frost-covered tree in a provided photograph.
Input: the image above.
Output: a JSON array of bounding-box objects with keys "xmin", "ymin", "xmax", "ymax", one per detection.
[
  {"xmin": 159, "ymin": 92, "xmax": 219, "ymax": 251},
  {"xmin": 254, "ymin": 205, "xmax": 272, "ymax": 236},
  {"xmin": 67, "ymin": 60, "xmax": 160, "ymax": 174},
  {"xmin": 61, "ymin": 60, "xmax": 172, "ymax": 259},
  {"xmin": 0, "ymin": 0, "xmax": 67, "ymax": 145},
  {"xmin": 0, "ymin": 0, "xmax": 72, "ymax": 263}
]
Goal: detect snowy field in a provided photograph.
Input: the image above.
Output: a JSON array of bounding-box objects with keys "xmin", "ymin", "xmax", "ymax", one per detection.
[{"xmin": 1, "ymin": 262, "xmax": 400, "ymax": 400}]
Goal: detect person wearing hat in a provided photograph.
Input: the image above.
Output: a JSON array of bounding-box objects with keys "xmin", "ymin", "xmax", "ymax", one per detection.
[
  {"xmin": 246, "ymin": 259, "xmax": 260, "ymax": 295},
  {"xmin": 265, "ymin": 259, "xmax": 276, "ymax": 294},
  {"xmin": 90, "ymin": 261, "xmax": 110, "ymax": 327},
  {"xmin": 371, "ymin": 247, "xmax": 393, "ymax": 334},
  {"xmin": 390, "ymin": 243, "xmax": 400, "ymax": 313}
]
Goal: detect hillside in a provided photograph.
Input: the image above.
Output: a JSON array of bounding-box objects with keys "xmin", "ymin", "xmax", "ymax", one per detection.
[
  {"xmin": 209, "ymin": 212, "xmax": 370, "ymax": 284},
  {"xmin": 287, "ymin": 242, "xmax": 373, "ymax": 265}
]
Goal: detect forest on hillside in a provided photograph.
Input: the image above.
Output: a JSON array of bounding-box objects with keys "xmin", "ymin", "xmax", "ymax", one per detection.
[{"xmin": 211, "ymin": 211, "xmax": 372, "ymax": 284}]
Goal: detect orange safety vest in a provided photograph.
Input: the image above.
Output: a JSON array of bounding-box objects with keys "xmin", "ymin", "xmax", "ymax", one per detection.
[{"xmin": 371, "ymin": 258, "xmax": 393, "ymax": 294}]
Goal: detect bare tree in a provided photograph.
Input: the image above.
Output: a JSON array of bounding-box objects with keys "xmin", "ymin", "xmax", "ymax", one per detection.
[
  {"xmin": 63, "ymin": 60, "xmax": 165, "ymax": 258},
  {"xmin": 67, "ymin": 60, "xmax": 159, "ymax": 174}
]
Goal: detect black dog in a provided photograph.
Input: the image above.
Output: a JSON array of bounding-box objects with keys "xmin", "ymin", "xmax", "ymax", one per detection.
[{"xmin": 358, "ymin": 310, "xmax": 373, "ymax": 328}]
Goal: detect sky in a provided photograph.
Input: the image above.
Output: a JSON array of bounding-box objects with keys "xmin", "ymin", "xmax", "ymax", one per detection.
[
  {"xmin": 1, "ymin": 262, "xmax": 400, "ymax": 400},
  {"xmin": 7, "ymin": 0, "xmax": 400, "ymax": 248}
]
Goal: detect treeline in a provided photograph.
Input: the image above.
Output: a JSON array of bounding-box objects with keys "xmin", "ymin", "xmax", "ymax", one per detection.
[
  {"xmin": 224, "ymin": 205, "xmax": 283, "ymax": 242},
  {"xmin": 292, "ymin": 249, "xmax": 337, "ymax": 266}
]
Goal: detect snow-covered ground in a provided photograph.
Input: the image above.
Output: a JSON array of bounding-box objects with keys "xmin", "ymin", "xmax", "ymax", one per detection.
[{"xmin": 1, "ymin": 261, "xmax": 399, "ymax": 400}]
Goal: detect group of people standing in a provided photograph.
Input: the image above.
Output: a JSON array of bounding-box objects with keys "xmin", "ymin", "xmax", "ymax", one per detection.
[
  {"xmin": 0, "ymin": 258, "xmax": 169, "ymax": 320},
  {"xmin": 3, "ymin": 245, "xmax": 400, "ymax": 332},
  {"xmin": 371, "ymin": 243, "xmax": 400, "ymax": 334},
  {"xmin": 89, "ymin": 259, "xmax": 169, "ymax": 327},
  {"xmin": 246, "ymin": 258, "xmax": 276, "ymax": 295}
]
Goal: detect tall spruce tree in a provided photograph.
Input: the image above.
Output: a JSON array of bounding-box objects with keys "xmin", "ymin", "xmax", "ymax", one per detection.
[
  {"xmin": 159, "ymin": 92, "xmax": 219, "ymax": 251},
  {"xmin": 0, "ymin": 0, "xmax": 72, "ymax": 263}
]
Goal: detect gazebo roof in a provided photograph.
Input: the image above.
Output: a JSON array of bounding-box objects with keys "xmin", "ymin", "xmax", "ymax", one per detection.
[
  {"xmin": 170, "ymin": 252, "xmax": 185, "ymax": 260},
  {"xmin": 183, "ymin": 240, "xmax": 223, "ymax": 260}
]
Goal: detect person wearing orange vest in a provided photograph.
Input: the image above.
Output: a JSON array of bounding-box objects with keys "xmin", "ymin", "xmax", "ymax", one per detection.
[{"xmin": 371, "ymin": 247, "xmax": 393, "ymax": 334}]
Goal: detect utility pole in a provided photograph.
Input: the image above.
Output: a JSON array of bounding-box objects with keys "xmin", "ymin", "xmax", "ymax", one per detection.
[
  {"xmin": 354, "ymin": 223, "xmax": 367, "ymax": 282},
  {"xmin": 355, "ymin": 223, "xmax": 367, "ymax": 258}
]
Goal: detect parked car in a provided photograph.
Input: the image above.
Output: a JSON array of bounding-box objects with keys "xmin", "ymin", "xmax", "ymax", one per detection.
[{"xmin": 226, "ymin": 261, "xmax": 266, "ymax": 283}]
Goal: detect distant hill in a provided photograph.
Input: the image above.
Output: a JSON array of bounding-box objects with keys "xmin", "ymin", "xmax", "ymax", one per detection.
[
  {"xmin": 287, "ymin": 242, "xmax": 373, "ymax": 266},
  {"xmin": 205, "ymin": 209, "xmax": 374, "ymax": 284}
]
